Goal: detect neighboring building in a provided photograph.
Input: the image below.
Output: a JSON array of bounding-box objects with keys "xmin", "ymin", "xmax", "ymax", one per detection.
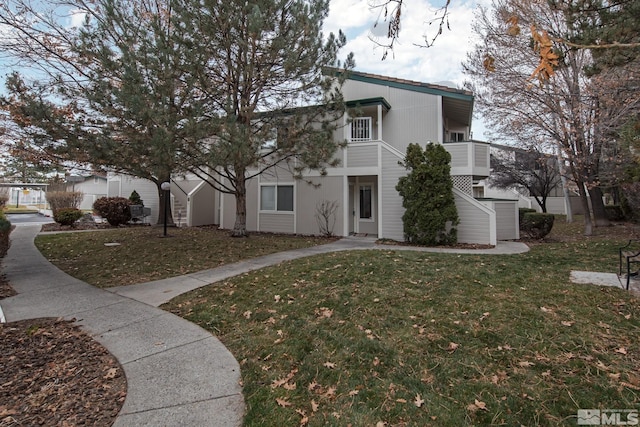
[
  {"xmin": 109, "ymin": 70, "xmax": 520, "ymax": 245},
  {"xmin": 478, "ymin": 143, "xmax": 584, "ymax": 215},
  {"xmin": 64, "ymin": 174, "xmax": 108, "ymax": 211}
]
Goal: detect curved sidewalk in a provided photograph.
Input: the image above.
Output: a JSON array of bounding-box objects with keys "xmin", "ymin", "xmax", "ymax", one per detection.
[
  {"xmin": 1, "ymin": 226, "xmax": 529, "ymax": 426},
  {"xmin": 109, "ymin": 237, "xmax": 530, "ymax": 307},
  {"xmin": 0, "ymin": 225, "xmax": 245, "ymax": 427}
]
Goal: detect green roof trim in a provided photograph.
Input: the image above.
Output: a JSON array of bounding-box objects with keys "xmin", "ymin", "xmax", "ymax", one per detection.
[{"xmin": 346, "ymin": 97, "xmax": 392, "ymax": 111}]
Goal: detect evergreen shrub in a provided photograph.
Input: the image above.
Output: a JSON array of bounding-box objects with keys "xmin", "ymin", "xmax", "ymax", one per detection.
[
  {"xmin": 604, "ymin": 205, "xmax": 625, "ymax": 221},
  {"xmin": 396, "ymin": 143, "xmax": 458, "ymax": 245},
  {"xmin": 521, "ymin": 213, "xmax": 554, "ymax": 239},
  {"xmin": 518, "ymin": 208, "xmax": 537, "ymax": 225},
  {"xmin": 54, "ymin": 208, "xmax": 84, "ymax": 226}
]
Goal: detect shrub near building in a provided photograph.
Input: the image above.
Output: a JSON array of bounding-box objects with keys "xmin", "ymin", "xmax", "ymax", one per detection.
[
  {"xmin": 53, "ymin": 208, "xmax": 84, "ymax": 226},
  {"xmin": 396, "ymin": 143, "xmax": 458, "ymax": 245},
  {"xmin": 93, "ymin": 197, "xmax": 131, "ymax": 226},
  {"xmin": 46, "ymin": 191, "xmax": 83, "ymax": 214}
]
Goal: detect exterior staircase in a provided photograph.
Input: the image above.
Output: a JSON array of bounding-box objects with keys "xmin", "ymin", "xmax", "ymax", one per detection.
[{"xmin": 172, "ymin": 199, "xmax": 187, "ymax": 227}]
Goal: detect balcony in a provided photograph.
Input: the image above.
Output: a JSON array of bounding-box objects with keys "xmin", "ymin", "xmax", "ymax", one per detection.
[
  {"xmin": 444, "ymin": 141, "xmax": 490, "ymax": 179},
  {"xmin": 350, "ymin": 117, "xmax": 373, "ymax": 142}
]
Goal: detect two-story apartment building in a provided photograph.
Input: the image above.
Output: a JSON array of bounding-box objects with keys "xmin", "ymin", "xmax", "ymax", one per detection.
[{"xmin": 109, "ymin": 70, "xmax": 519, "ymax": 245}]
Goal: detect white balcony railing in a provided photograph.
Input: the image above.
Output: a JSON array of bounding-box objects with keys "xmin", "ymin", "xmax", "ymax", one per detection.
[{"xmin": 350, "ymin": 117, "xmax": 372, "ymax": 142}]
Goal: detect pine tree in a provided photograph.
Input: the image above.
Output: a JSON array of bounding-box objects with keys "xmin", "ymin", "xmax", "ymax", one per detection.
[
  {"xmin": 0, "ymin": 0, "xmax": 353, "ymax": 234},
  {"xmin": 175, "ymin": 0, "xmax": 353, "ymax": 236}
]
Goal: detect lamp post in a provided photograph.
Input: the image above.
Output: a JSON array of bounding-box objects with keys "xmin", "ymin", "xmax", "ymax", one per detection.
[{"xmin": 161, "ymin": 181, "xmax": 171, "ymax": 237}]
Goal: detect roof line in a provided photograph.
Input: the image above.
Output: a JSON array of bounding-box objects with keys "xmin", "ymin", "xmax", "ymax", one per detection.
[{"xmin": 328, "ymin": 68, "xmax": 474, "ymax": 101}]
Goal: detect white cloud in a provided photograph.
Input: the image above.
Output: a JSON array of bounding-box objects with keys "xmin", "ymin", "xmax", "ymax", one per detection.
[{"xmin": 68, "ymin": 9, "xmax": 88, "ymax": 29}]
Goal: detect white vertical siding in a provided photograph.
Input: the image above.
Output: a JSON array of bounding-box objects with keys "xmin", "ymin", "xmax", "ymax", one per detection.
[
  {"xmin": 108, "ymin": 174, "xmax": 160, "ymax": 224},
  {"xmin": 380, "ymin": 147, "xmax": 406, "ymax": 241},
  {"xmin": 494, "ymin": 201, "xmax": 519, "ymax": 240},
  {"xmin": 454, "ymin": 189, "xmax": 497, "ymax": 245}
]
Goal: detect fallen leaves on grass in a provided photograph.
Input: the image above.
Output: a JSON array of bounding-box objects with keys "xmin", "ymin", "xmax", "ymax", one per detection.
[
  {"xmin": 276, "ymin": 397, "xmax": 292, "ymax": 408},
  {"xmin": 467, "ymin": 399, "xmax": 488, "ymax": 412}
]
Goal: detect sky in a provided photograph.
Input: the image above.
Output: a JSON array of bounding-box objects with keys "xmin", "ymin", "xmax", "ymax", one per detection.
[
  {"xmin": 1, "ymin": 0, "xmax": 492, "ymax": 139},
  {"xmin": 324, "ymin": 0, "xmax": 491, "ymax": 139}
]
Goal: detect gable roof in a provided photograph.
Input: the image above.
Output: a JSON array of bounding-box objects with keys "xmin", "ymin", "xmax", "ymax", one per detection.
[
  {"xmin": 327, "ymin": 68, "xmax": 474, "ymax": 127},
  {"xmin": 329, "ymin": 68, "xmax": 473, "ymax": 101}
]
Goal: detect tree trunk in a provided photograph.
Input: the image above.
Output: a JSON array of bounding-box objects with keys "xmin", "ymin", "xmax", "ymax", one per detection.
[
  {"xmin": 231, "ymin": 176, "xmax": 248, "ymax": 237},
  {"xmin": 576, "ymin": 181, "xmax": 593, "ymax": 236},
  {"xmin": 588, "ymin": 186, "xmax": 610, "ymax": 227},
  {"xmin": 156, "ymin": 180, "xmax": 175, "ymax": 227}
]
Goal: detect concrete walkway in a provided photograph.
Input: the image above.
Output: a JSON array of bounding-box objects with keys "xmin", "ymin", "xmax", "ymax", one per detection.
[
  {"xmin": 108, "ymin": 238, "xmax": 531, "ymax": 306},
  {"xmin": 1, "ymin": 225, "xmax": 244, "ymax": 427},
  {"xmin": 0, "ymin": 225, "xmax": 531, "ymax": 425}
]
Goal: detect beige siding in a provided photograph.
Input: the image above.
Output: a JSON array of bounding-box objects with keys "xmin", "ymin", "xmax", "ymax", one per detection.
[
  {"xmin": 380, "ymin": 147, "xmax": 406, "ymax": 241},
  {"xmin": 295, "ymin": 177, "xmax": 344, "ymax": 236},
  {"xmin": 446, "ymin": 144, "xmax": 469, "ymax": 167},
  {"xmin": 70, "ymin": 178, "xmax": 107, "ymax": 210},
  {"xmin": 260, "ymin": 213, "xmax": 295, "ymax": 234},
  {"xmin": 474, "ymin": 144, "xmax": 489, "ymax": 167},
  {"xmin": 445, "ymin": 142, "xmax": 490, "ymax": 178},
  {"xmin": 494, "ymin": 201, "xmax": 519, "ymax": 240},
  {"xmin": 189, "ymin": 182, "xmax": 217, "ymax": 227},
  {"xmin": 347, "ymin": 145, "xmax": 378, "ymax": 168},
  {"xmin": 260, "ymin": 163, "xmax": 295, "ymax": 183},
  {"xmin": 221, "ymin": 192, "xmax": 236, "ymax": 230},
  {"xmin": 454, "ymin": 189, "xmax": 496, "ymax": 245},
  {"xmin": 342, "ymin": 80, "xmax": 441, "ymax": 154},
  {"xmin": 220, "ymin": 178, "xmax": 259, "ymax": 231}
]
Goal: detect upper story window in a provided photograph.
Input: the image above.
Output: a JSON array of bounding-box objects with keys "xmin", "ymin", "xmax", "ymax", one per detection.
[
  {"xmin": 449, "ymin": 132, "xmax": 465, "ymax": 142},
  {"xmin": 351, "ymin": 117, "xmax": 372, "ymax": 142}
]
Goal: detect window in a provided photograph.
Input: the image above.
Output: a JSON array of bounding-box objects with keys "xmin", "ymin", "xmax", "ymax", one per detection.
[
  {"xmin": 359, "ymin": 185, "xmax": 372, "ymax": 219},
  {"xmin": 260, "ymin": 185, "xmax": 294, "ymax": 212},
  {"xmin": 262, "ymin": 127, "xmax": 291, "ymax": 150},
  {"xmin": 449, "ymin": 132, "xmax": 465, "ymax": 142},
  {"xmin": 351, "ymin": 117, "xmax": 372, "ymax": 141}
]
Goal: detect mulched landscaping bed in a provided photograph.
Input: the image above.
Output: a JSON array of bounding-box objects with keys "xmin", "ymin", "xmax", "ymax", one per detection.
[{"xmin": 0, "ymin": 316, "xmax": 126, "ymax": 426}]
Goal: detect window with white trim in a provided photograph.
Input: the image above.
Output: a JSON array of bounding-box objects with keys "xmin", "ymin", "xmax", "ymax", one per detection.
[{"xmin": 260, "ymin": 185, "xmax": 294, "ymax": 212}]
